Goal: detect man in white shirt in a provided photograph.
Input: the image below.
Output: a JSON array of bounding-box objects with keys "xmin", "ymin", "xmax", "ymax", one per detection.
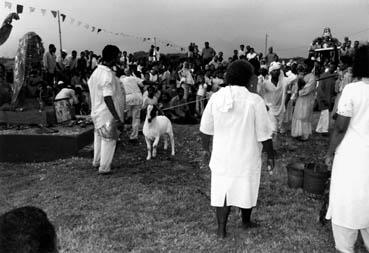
[
  {"xmin": 43, "ymin": 44, "xmax": 57, "ymax": 86},
  {"xmin": 247, "ymin": 48, "xmax": 257, "ymax": 61},
  {"xmin": 120, "ymin": 51, "xmax": 128, "ymax": 68},
  {"xmin": 120, "ymin": 69, "xmax": 144, "ymax": 142},
  {"xmin": 88, "ymin": 45, "xmax": 126, "ymax": 175},
  {"xmin": 65, "ymin": 50, "xmax": 78, "ymax": 73},
  {"xmin": 238, "ymin": 44, "xmax": 246, "ymax": 58}
]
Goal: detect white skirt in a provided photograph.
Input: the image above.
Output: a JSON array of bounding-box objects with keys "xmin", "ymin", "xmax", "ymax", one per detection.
[
  {"xmin": 211, "ymin": 172, "xmax": 261, "ymax": 208},
  {"xmin": 326, "ymin": 135, "xmax": 369, "ymax": 229}
]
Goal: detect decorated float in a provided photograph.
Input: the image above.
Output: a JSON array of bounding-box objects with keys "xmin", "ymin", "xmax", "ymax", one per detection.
[{"xmin": 308, "ymin": 27, "xmax": 341, "ymax": 64}]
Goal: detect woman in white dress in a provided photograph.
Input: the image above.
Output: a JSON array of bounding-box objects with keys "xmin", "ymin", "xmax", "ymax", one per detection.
[
  {"xmin": 200, "ymin": 60, "xmax": 274, "ymax": 238},
  {"xmin": 291, "ymin": 62, "xmax": 317, "ymax": 140},
  {"xmin": 325, "ymin": 45, "xmax": 369, "ymax": 253}
]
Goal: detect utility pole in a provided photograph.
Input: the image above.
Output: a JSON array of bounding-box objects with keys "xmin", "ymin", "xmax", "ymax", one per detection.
[
  {"xmin": 57, "ymin": 11, "xmax": 63, "ymax": 55},
  {"xmin": 264, "ymin": 33, "xmax": 268, "ymax": 56}
]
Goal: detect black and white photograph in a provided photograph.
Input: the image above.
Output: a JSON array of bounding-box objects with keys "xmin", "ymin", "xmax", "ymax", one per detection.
[{"xmin": 0, "ymin": 0, "xmax": 369, "ymax": 252}]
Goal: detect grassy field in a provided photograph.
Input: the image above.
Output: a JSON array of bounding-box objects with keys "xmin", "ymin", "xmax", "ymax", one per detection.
[{"xmin": 0, "ymin": 122, "xmax": 367, "ymax": 252}]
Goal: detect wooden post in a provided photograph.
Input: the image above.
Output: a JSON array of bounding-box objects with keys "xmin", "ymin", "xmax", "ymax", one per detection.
[
  {"xmin": 264, "ymin": 33, "xmax": 268, "ymax": 56},
  {"xmin": 57, "ymin": 11, "xmax": 63, "ymax": 55}
]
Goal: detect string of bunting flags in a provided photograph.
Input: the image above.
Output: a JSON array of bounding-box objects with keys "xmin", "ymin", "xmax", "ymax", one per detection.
[{"xmin": 2, "ymin": 0, "xmax": 187, "ymax": 52}]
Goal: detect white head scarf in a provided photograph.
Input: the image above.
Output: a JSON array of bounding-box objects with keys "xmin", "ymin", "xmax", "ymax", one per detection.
[{"xmin": 269, "ymin": 61, "xmax": 281, "ymax": 73}]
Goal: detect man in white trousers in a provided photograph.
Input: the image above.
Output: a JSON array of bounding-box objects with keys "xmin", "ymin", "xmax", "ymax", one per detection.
[
  {"xmin": 88, "ymin": 45, "xmax": 125, "ymax": 175},
  {"xmin": 120, "ymin": 69, "xmax": 144, "ymax": 143}
]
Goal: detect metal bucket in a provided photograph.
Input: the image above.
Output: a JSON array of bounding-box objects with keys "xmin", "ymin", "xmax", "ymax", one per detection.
[
  {"xmin": 303, "ymin": 163, "xmax": 330, "ymax": 195},
  {"xmin": 286, "ymin": 162, "xmax": 305, "ymax": 189}
]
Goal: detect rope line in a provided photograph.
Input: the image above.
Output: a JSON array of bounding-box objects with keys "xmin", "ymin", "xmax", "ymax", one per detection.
[{"xmin": 161, "ymin": 97, "xmax": 208, "ymax": 111}]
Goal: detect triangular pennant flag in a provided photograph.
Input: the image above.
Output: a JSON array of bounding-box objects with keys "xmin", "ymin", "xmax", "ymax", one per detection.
[
  {"xmin": 97, "ymin": 28, "xmax": 102, "ymax": 33},
  {"xmin": 16, "ymin": 4, "xmax": 23, "ymax": 14},
  {"xmin": 29, "ymin": 7, "xmax": 36, "ymax": 13},
  {"xmin": 51, "ymin": 10, "xmax": 57, "ymax": 18},
  {"xmin": 4, "ymin": 1, "xmax": 12, "ymax": 9},
  {"xmin": 70, "ymin": 18, "xmax": 75, "ymax": 24},
  {"xmin": 60, "ymin": 14, "xmax": 66, "ymax": 22},
  {"xmin": 41, "ymin": 9, "xmax": 46, "ymax": 16},
  {"xmin": 77, "ymin": 21, "xmax": 82, "ymax": 26},
  {"xmin": 166, "ymin": 43, "xmax": 170, "ymax": 46},
  {"xmin": 91, "ymin": 26, "xmax": 95, "ymax": 32},
  {"xmin": 84, "ymin": 24, "xmax": 89, "ymax": 29}
]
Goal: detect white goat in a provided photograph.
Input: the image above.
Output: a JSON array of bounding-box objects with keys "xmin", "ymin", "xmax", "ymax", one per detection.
[{"xmin": 143, "ymin": 105, "xmax": 175, "ymax": 160}]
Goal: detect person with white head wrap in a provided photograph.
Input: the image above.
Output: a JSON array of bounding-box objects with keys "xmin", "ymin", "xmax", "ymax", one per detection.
[
  {"xmin": 200, "ymin": 60, "xmax": 274, "ymax": 238},
  {"xmin": 258, "ymin": 61, "xmax": 296, "ymax": 133},
  {"xmin": 268, "ymin": 61, "xmax": 281, "ymax": 73}
]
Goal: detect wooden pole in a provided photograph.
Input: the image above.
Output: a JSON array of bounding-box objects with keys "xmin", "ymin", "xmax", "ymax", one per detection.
[
  {"xmin": 264, "ymin": 33, "xmax": 268, "ymax": 56},
  {"xmin": 57, "ymin": 11, "xmax": 63, "ymax": 55}
]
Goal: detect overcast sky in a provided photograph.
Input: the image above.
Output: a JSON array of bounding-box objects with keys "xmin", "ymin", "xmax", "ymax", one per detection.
[{"xmin": 0, "ymin": 0, "xmax": 368, "ymax": 59}]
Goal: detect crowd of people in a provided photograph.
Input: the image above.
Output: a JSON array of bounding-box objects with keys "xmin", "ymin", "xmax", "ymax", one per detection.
[
  {"xmin": 25, "ymin": 41, "xmax": 280, "ymax": 133},
  {"xmin": 0, "ymin": 34, "xmax": 368, "ymax": 252},
  {"xmin": 199, "ymin": 43, "xmax": 369, "ymax": 253}
]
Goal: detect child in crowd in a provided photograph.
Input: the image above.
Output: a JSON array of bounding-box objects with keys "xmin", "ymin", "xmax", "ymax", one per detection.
[
  {"xmin": 187, "ymin": 85, "xmax": 198, "ymax": 118},
  {"xmin": 142, "ymin": 85, "xmax": 158, "ymax": 110},
  {"xmin": 196, "ymin": 74, "xmax": 206, "ymax": 115}
]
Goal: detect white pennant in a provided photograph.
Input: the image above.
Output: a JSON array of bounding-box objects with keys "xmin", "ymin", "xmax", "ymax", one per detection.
[
  {"xmin": 41, "ymin": 9, "xmax": 46, "ymax": 16},
  {"xmin": 4, "ymin": 1, "xmax": 12, "ymax": 9}
]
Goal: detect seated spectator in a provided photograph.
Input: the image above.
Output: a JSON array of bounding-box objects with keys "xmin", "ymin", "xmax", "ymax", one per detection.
[
  {"xmin": 168, "ymin": 87, "xmax": 198, "ymax": 124},
  {"xmin": 158, "ymin": 92, "xmax": 171, "ymax": 115},
  {"xmin": 0, "ymin": 206, "xmax": 57, "ymax": 253},
  {"xmin": 55, "ymin": 81, "xmax": 79, "ymax": 106}
]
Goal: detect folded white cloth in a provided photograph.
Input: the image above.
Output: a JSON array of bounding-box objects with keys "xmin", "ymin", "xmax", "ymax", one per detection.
[{"xmin": 216, "ymin": 86, "xmax": 233, "ymax": 112}]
